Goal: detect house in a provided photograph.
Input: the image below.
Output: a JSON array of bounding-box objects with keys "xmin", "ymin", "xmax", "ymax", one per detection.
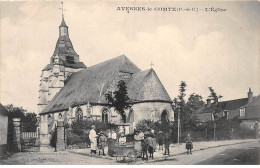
[
  {"xmin": 239, "ymin": 94, "xmax": 260, "ymax": 129},
  {"xmin": 196, "ymin": 88, "xmax": 253, "ymax": 122},
  {"xmin": 38, "ymin": 16, "xmax": 174, "ymax": 144},
  {"xmin": 0, "ymin": 103, "xmax": 9, "ymax": 156}
]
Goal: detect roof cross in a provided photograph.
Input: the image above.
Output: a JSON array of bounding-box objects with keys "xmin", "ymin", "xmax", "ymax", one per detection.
[
  {"xmin": 59, "ymin": 2, "xmax": 66, "ymax": 19},
  {"xmin": 150, "ymin": 62, "xmax": 154, "ymax": 68}
]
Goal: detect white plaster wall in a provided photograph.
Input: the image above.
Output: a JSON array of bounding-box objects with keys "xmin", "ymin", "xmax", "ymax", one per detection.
[{"xmin": 0, "ymin": 115, "xmax": 8, "ymax": 145}]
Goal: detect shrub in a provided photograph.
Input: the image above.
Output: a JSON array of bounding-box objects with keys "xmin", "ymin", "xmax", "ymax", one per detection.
[{"xmin": 67, "ymin": 132, "xmax": 82, "ymax": 145}]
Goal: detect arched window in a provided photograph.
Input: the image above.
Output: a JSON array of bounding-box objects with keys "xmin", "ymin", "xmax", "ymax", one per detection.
[
  {"xmin": 47, "ymin": 114, "xmax": 53, "ymax": 128},
  {"xmin": 161, "ymin": 110, "xmax": 169, "ymax": 124},
  {"xmin": 58, "ymin": 113, "xmax": 63, "ymax": 120},
  {"xmin": 102, "ymin": 108, "xmax": 109, "ymax": 124},
  {"xmin": 76, "ymin": 108, "xmax": 83, "ymax": 121}
]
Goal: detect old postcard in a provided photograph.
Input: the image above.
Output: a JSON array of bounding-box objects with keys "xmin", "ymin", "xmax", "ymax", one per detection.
[{"xmin": 0, "ymin": 0, "xmax": 259, "ymax": 165}]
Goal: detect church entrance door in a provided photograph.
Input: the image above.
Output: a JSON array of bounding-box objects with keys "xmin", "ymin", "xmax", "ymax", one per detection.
[{"xmin": 161, "ymin": 110, "xmax": 169, "ymax": 132}]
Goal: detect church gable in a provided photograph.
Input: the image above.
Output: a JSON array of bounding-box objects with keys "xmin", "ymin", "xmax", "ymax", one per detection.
[{"xmin": 127, "ymin": 69, "xmax": 172, "ymax": 103}]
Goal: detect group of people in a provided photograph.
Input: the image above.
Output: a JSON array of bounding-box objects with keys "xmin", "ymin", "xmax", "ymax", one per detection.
[
  {"xmin": 89, "ymin": 125, "xmax": 194, "ymax": 158},
  {"xmin": 89, "ymin": 125, "xmax": 120, "ymax": 156},
  {"xmin": 134, "ymin": 129, "xmax": 156, "ymax": 160}
]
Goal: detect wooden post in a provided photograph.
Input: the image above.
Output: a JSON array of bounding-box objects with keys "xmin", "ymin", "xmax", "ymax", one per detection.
[
  {"xmin": 177, "ymin": 110, "xmax": 180, "ymax": 144},
  {"xmin": 213, "ymin": 123, "xmax": 216, "ymax": 141},
  {"xmin": 205, "ymin": 128, "xmax": 207, "ymax": 140}
]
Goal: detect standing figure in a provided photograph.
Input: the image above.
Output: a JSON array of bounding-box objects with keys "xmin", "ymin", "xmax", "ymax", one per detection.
[
  {"xmin": 134, "ymin": 130, "xmax": 144, "ymax": 157},
  {"xmin": 164, "ymin": 133, "xmax": 170, "ymax": 155},
  {"xmin": 89, "ymin": 125, "xmax": 98, "ymax": 154},
  {"xmin": 151, "ymin": 129, "xmax": 157, "ymax": 152},
  {"xmin": 186, "ymin": 133, "xmax": 193, "ymax": 155},
  {"xmin": 111, "ymin": 129, "xmax": 117, "ymax": 140},
  {"xmin": 144, "ymin": 129, "xmax": 155, "ymax": 159},
  {"xmin": 158, "ymin": 131, "xmax": 164, "ymax": 150},
  {"xmin": 98, "ymin": 131, "xmax": 107, "ymax": 156},
  {"xmin": 119, "ymin": 133, "xmax": 126, "ymax": 145},
  {"xmin": 141, "ymin": 134, "xmax": 149, "ymax": 161},
  {"xmin": 254, "ymin": 122, "xmax": 259, "ymax": 139},
  {"xmin": 108, "ymin": 129, "xmax": 117, "ymax": 156}
]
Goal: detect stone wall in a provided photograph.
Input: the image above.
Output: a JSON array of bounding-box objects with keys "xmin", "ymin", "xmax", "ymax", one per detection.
[
  {"xmin": 56, "ymin": 121, "xmax": 65, "ymax": 151},
  {"xmin": 130, "ymin": 102, "xmax": 174, "ymax": 128},
  {"xmin": 0, "ymin": 113, "xmax": 8, "ymax": 156},
  {"xmin": 38, "ymin": 64, "xmax": 84, "ymax": 114}
]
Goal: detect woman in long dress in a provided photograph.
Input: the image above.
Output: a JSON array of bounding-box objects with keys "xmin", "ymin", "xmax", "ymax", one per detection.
[
  {"xmin": 89, "ymin": 125, "xmax": 98, "ymax": 154},
  {"xmin": 134, "ymin": 130, "xmax": 144, "ymax": 156}
]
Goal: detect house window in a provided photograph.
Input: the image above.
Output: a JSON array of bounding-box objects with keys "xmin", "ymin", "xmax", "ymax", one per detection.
[
  {"xmin": 76, "ymin": 108, "xmax": 83, "ymax": 121},
  {"xmin": 223, "ymin": 110, "xmax": 229, "ymax": 119},
  {"xmin": 240, "ymin": 108, "xmax": 245, "ymax": 117}
]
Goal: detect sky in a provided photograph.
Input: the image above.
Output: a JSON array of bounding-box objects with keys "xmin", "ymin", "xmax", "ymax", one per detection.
[{"xmin": 0, "ymin": 0, "xmax": 259, "ymax": 114}]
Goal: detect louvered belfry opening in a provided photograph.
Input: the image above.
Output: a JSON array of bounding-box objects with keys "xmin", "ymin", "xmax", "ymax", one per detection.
[{"xmin": 66, "ymin": 55, "xmax": 74, "ymax": 64}]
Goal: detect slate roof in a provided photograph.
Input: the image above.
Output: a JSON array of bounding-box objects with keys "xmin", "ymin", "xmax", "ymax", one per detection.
[
  {"xmin": 53, "ymin": 35, "xmax": 79, "ymax": 57},
  {"xmin": 240, "ymin": 95, "xmax": 260, "ymax": 120},
  {"xmin": 127, "ymin": 68, "xmax": 172, "ymax": 103},
  {"xmin": 40, "ymin": 55, "xmax": 172, "ymax": 114},
  {"xmin": 61, "ymin": 60, "xmax": 86, "ymax": 69},
  {"xmin": 196, "ymin": 98, "xmax": 249, "ymax": 114},
  {"xmin": 59, "ymin": 18, "xmax": 68, "ymax": 27},
  {"xmin": 197, "ymin": 113, "xmax": 212, "ymax": 122},
  {"xmin": 0, "ymin": 103, "xmax": 8, "ymax": 116}
]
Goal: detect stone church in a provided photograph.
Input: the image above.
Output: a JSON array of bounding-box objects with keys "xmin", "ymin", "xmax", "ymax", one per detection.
[{"xmin": 38, "ymin": 16, "xmax": 174, "ymax": 144}]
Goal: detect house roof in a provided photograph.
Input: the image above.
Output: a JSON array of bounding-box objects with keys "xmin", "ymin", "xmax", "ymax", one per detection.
[
  {"xmin": 197, "ymin": 113, "xmax": 212, "ymax": 122},
  {"xmin": 40, "ymin": 55, "xmax": 172, "ymax": 114},
  {"xmin": 0, "ymin": 103, "xmax": 8, "ymax": 116},
  {"xmin": 240, "ymin": 95, "xmax": 260, "ymax": 120},
  {"xmin": 196, "ymin": 97, "xmax": 249, "ymax": 114}
]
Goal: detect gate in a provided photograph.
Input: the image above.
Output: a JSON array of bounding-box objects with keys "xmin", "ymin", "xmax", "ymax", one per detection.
[{"xmin": 21, "ymin": 123, "xmax": 40, "ymax": 152}]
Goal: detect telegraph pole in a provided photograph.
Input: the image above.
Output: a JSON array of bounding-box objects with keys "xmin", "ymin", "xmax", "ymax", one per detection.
[{"xmin": 178, "ymin": 108, "xmax": 180, "ymax": 143}]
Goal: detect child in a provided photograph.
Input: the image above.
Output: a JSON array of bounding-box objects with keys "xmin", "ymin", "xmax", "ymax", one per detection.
[
  {"xmin": 186, "ymin": 134, "xmax": 193, "ymax": 155},
  {"xmin": 98, "ymin": 131, "xmax": 107, "ymax": 156}
]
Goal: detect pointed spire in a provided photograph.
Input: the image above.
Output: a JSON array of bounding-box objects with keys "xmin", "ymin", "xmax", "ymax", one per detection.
[
  {"xmin": 60, "ymin": 17, "xmax": 68, "ymax": 28},
  {"xmin": 59, "ymin": 2, "xmax": 67, "ymax": 28}
]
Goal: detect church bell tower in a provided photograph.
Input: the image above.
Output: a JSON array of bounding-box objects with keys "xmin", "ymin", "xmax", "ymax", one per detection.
[{"xmin": 37, "ymin": 9, "xmax": 86, "ymax": 114}]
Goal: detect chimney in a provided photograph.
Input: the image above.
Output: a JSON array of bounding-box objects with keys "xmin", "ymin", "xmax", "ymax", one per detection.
[
  {"xmin": 206, "ymin": 99, "xmax": 211, "ymax": 107},
  {"xmin": 248, "ymin": 87, "xmax": 253, "ymax": 102},
  {"xmin": 214, "ymin": 97, "xmax": 218, "ymax": 104}
]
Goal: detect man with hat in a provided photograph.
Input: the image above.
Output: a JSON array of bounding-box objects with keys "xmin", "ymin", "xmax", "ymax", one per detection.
[
  {"xmin": 157, "ymin": 131, "xmax": 164, "ymax": 150},
  {"xmin": 98, "ymin": 131, "xmax": 107, "ymax": 156},
  {"xmin": 89, "ymin": 125, "xmax": 98, "ymax": 154}
]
